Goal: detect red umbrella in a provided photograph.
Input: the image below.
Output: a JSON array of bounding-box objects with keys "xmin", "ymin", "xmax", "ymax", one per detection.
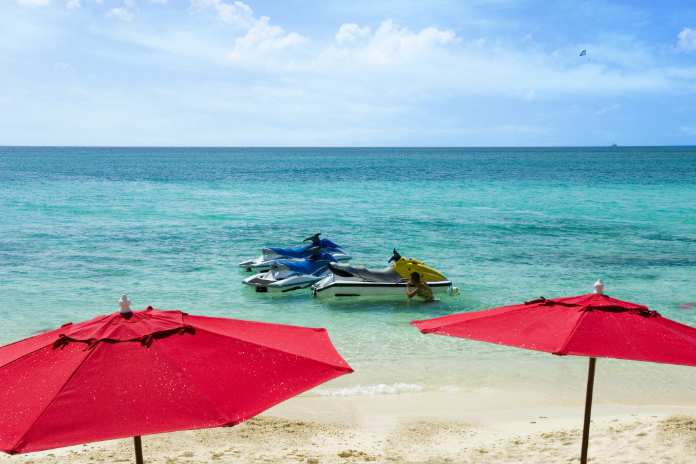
[
  {"xmin": 412, "ymin": 281, "xmax": 696, "ymax": 464},
  {"xmin": 0, "ymin": 300, "xmax": 352, "ymax": 463}
]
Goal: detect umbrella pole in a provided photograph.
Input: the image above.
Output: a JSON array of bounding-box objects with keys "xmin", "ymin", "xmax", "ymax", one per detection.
[
  {"xmin": 133, "ymin": 436, "xmax": 144, "ymax": 464},
  {"xmin": 580, "ymin": 357, "xmax": 596, "ymax": 464}
]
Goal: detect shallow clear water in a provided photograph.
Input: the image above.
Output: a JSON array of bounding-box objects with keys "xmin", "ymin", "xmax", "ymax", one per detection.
[{"xmin": 2, "ymin": 146, "xmax": 696, "ymax": 401}]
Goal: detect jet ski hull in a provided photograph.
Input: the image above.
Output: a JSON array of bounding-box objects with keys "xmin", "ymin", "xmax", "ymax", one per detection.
[
  {"xmin": 239, "ymin": 252, "xmax": 351, "ymax": 272},
  {"xmin": 243, "ymin": 272, "xmax": 325, "ymax": 293},
  {"xmin": 312, "ymin": 278, "xmax": 454, "ymax": 299}
]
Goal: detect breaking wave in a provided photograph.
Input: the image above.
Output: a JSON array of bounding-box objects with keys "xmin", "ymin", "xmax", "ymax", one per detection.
[{"xmin": 314, "ymin": 383, "xmax": 424, "ymax": 397}]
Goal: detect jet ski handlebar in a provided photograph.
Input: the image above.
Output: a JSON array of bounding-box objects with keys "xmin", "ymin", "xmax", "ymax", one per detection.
[
  {"xmin": 388, "ymin": 248, "xmax": 402, "ymax": 263},
  {"xmin": 303, "ymin": 233, "xmax": 322, "ymax": 245}
]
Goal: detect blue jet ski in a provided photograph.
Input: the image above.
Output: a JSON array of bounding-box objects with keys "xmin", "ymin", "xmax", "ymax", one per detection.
[
  {"xmin": 242, "ymin": 248, "xmax": 337, "ymax": 293},
  {"xmin": 239, "ymin": 233, "xmax": 350, "ymax": 271}
]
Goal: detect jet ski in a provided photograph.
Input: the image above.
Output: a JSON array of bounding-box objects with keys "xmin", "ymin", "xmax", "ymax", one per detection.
[
  {"xmin": 239, "ymin": 233, "xmax": 350, "ymax": 272},
  {"xmin": 311, "ymin": 249, "xmax": 458, "ymax": 299},
  {"xmin": 243, "ymin": 248, "xmax": 337, "ymax": 293}
]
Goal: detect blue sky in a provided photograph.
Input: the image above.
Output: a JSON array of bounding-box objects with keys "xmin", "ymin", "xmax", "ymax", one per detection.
[{"xmin": 3, "ymin": 0, "xmax": 696, "ymax": 146}]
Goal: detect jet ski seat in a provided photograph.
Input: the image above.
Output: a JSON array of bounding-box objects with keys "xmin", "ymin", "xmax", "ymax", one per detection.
[
  {"xmin": 279, "ymin": 258, "xmax": 333, "ymax": 275},
  {"xmin": 329, "ymin": 264, "xmax": 403, "ymax": 283},
  {"xmin": 264, "ymin": 244, "xmax": 311, "ymax": 258}
]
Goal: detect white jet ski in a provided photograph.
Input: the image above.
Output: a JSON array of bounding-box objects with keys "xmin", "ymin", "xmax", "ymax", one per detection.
[
  {"xmin": 311, "ymin": 249, "xmax": 458, "ymax": 299},
  {"xmin": 239, "ymin": 233, "xmax": 350, "ymax": 272},
  {"xmin": 243, "ymin": 249, "xmax": 337, "ymax": 293}
]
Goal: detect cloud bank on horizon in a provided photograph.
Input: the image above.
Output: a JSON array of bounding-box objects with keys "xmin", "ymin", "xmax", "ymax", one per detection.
[{"xmin": 2, "ymin": 0, "xmax": 696, "ymax": 146}]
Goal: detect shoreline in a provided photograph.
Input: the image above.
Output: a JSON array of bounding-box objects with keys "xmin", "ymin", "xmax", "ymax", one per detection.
[{"xmin": 4, "ymin": 391, "xmax": 696, "ymax": 463}]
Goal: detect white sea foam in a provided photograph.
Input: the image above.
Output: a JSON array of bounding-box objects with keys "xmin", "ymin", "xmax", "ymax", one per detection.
[{"xmin": 314, "ymin": 382, "xmax": 424, "ymax": 397}]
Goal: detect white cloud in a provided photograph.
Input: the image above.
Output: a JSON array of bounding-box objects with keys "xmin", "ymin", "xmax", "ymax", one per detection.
[
  {"xmin": 191, "ymin": 0, "xmax": 255, "ymax": 28},
  {"xmin": 110, "ymin": 13, "xmax": 678, "ymax": 102},
  {"xmin": 191, "ymin": 0, "xmax": 306, "ymax": 63},
  {"xmin": 326, "ymin": 20, "xmax": 458, "ymax": 65},
  {"xmin": 65, "ymin": 0, "xmax": 80, "ymax": 9},
  {"xmin": 336, "ymin": 23, "xmax": 371, "ymax": 46},
  {"xmin": 16, "ymin": 0, "xmax": 50, "ymax": 6},
  {"xmin": 107, "ymin": 7, "xmax": 134, "ymax": 21},
  {"xmin": 370, "ymin": 20, "xmax": 458, "ymax": 57},
  {"xmin": 228, "ymin": 16, "xmax": 307, "ymax": 62},
  {"xmin": 300, "ymin": 25, "xmax": 671, "ymax": 102},
  {"xmin": 677, "ymin": 27, "xmax": 696, "ymax": 52},
  {"xmin": 87, "ymin": 8, "xmax": 695, "ymax": 110}
]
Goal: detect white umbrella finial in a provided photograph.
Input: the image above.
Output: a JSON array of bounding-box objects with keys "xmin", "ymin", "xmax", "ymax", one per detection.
[
  {"xmin": 593, "ymin": 280, "xmax": 604, "ymax": 294},
  {"xmin": 119, "ymin": 294, "xmax": 132, "ymax": 314}
]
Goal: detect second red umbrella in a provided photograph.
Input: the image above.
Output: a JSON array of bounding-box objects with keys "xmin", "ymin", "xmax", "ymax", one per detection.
[
  {"xmin": 0, "ymin": 299, "xmax": 352, "ymax": 462},
  {"xmin": 412, "ymin": 281, "xmax": 696, "ymax": 464}
]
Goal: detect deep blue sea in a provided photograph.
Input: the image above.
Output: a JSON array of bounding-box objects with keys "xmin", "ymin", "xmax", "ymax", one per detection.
[{"xmin": 2, "ymin": 147, "xmax": 696, "ymax": 400}]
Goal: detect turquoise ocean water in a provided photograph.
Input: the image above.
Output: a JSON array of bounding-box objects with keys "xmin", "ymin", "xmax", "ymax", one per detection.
[{"xmin": 2, "ymin": 146, "xmax": 696, "ymax": 401}]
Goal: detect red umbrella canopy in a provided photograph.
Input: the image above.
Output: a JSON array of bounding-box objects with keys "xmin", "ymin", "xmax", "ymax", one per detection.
[
  {"xmin": 412, "ymin": 291, "xmax": 696, "ymax": 366},
  {"xmin": 0, "ymin": 307, "xmax": 352, "ymax": 454}
]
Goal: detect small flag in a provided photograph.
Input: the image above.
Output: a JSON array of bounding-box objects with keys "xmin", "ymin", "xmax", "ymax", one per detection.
[{"xmin": 579, "ymin": 49, "xmax": 587, "ymax": 57}]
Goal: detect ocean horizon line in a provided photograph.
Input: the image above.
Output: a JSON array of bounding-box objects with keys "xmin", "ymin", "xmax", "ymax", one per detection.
[{"xmin": 2, "ymin": 144, "xmax": 696, "ymax": 150}]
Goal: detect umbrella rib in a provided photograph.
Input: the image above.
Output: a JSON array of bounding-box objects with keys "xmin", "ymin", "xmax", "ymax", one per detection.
[
  {"xmin": 417, "ymin": 304, "xmax": 534, "ymax": 333},
  {"xmin": 554, "ymin": 307, "xmax": 589, "ymax": 356},
  {"xmin": 220, "ymin": 368, "xmax": 348, "ymax": 428},
  {"xmin": 9, "ymin": 345, "xmax": 99, "ymax": 454},
  {"xmin": 0, "ymin": 339, "xmax": 58, "ymax": 371},
  {"xmin": 0, "ymin": 314, "xmax": 117, "ymax": 370},
  {"xmin": 195, "ymin": 327, "xmax": 352, "ymax": 373},
  {"xmin": 147, "ymin": 335, "xmax": 348, "ymax": 431},
  {"xmin": 654, "ymin": 320, "xmax": 696, "ymax": 361}
]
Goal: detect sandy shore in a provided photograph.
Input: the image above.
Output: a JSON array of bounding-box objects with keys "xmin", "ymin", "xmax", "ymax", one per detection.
[{"xmin": 3, "ymin": 391, "xmax": 696, "ymax": 464}]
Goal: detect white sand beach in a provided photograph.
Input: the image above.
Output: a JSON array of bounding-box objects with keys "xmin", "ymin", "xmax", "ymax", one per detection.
[{"xmin": 4, "ymin": 391, "xmax": 696, "ymax": 464}]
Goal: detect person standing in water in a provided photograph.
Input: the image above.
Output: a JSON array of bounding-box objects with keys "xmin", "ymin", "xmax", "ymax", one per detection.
[{"xmin": 406, "ymin": 272, "xmax": 434, "ymax": 302}]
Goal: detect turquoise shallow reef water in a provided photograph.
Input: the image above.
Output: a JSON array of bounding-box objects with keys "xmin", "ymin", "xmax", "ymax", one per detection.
[{"xmin": 2, "ymin": 146, "xmax": 696, "ymax": 401}]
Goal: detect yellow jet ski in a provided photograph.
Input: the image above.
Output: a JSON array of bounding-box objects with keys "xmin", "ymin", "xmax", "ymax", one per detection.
[{"xmin": 311, "ymin": 249, "xmax": 458, "ymax": 299}]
